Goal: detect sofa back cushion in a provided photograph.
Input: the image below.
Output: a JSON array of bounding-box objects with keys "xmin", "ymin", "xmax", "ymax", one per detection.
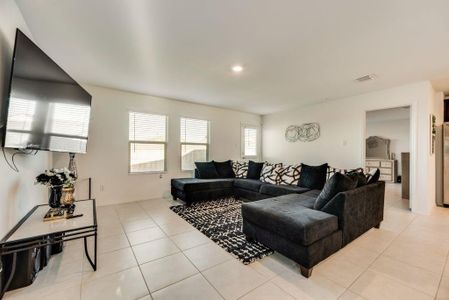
[
  {"xmin": 366, "ymin": 168, "xmax": 380, "ymax": 184},
  {"xmin": 195, "ymin": 162, "xmax": 220, "ymax": 179},
  {"xmin": 314, "ymin": 172, "xmax": 357, "ymax": 210},
  {"xmin": 247, "ymin": 161, "xmax": 264, "ymax": 179},
  {"xmin": 260, "ymin": 162, "xmax": 283, "ymax": 184},
  {"xmin": 298, "ymin": 163, "xmax": 328, "ymax": 190},
  {"xmin": 232, "ymin": 161, "xmax": 248, "ymax": 178},
  {"xmin": 279, "ymin": 164, "xmax": 302, "ymax": 185},
  {"xmin": 213, "ymin": 160, "xmax": 235, "ymax": 178},
  {"xmin": 346, "ymin": 169, "xmax": 367, "ymax": 187}
]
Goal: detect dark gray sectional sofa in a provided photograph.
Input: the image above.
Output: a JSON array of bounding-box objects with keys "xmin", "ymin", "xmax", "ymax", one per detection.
[{"xmin": 171, "ymin": 162, "xmax": 385, "ymax": 278}]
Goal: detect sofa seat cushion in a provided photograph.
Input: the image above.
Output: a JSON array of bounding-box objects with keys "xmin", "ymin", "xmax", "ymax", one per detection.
[
  {"xmin": 293, "ymin": 190, "xmax": 322, "ymax": 208},
  {"xmin": 172, "ymin": 178, "xmax": 234, "ymax": 193},
  {"xmin": 242, "ymin": 195, "xmax": 338, "ymax": 246},
  {"xmin": 260, "ymin": 184, "xmax": 310, "ymax": 197},
  {"xmin": 233, "ymin": 179, "xmax": 264, "ymax": 192}
]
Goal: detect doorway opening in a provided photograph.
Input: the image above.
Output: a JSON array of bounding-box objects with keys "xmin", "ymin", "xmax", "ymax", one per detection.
[{"xmin": 365, "ymin": 106, "xmax": 411, "ymax": 211}]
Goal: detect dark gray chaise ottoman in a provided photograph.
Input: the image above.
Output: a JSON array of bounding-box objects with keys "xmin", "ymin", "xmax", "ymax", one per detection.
[
  {"xmin": 242, "ymin": 181, "xmax": 385, "ymax": 277},
  {"xmin": 171, "ymin": 178, "xmax": 234, "ymax": 205}
]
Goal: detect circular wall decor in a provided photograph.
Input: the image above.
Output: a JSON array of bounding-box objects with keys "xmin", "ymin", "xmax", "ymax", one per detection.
[
  {"xmin": 298, "ymin": 123, "xmax": 320, "ymax": 142},
  {"xmin": 285, "ymin": 123, "xmax": 320, "ymax": 142},
  {"xmin": 285, "ymin": 125, "xmax": 299, "ymax": 142}
]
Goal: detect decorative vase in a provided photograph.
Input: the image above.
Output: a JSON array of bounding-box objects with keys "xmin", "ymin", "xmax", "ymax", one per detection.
[
  {"xmin": 49, "ymin": 186, "xmax": 62, "ymax": 208},
  {"xmin": 61, "ymin": 186, "xmax": 75, "ymax": 206}
]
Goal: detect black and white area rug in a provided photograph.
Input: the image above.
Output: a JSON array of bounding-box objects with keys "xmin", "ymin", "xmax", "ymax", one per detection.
[{"xmin": 170, "ymin": 197, "xmax": 273, "ymax": 264}]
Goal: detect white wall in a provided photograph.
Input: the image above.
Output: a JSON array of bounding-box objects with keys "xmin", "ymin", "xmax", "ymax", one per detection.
[
  {"xmin": 0, "ymin": 0, "xmax": 52, "ymax": 237},
  {"xmin": 262, "ymin": 81, "xmax": 442, "ymax": 214},
  {"xmin": 366, "ymin": 118, "xmax": 410, "ymax": 175},
  {"xmin": 54, "ymin": 85, "xmax": 261, "ymax": 206}
]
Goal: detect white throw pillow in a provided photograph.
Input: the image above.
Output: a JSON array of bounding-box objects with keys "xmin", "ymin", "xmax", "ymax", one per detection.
[
  {"xmin": 279, "ymin": 164, "xmax": 302, "ymax": 185},
  {"xmin": 232, "ymin": 161, "xmax": 248, "ymax": 178},
  {"xmin": 260, "ymin": 162, "xmax": 283, "ymax": 184}
]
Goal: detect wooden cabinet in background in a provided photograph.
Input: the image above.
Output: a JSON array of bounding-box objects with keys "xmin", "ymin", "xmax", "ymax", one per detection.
[
  {"xmin": 401, "ymin": 152, "xmax": 410, "ymax": 199},
  {"xmin": 365, "ymin": 158, "xmax": 397, "ymax": 182}
]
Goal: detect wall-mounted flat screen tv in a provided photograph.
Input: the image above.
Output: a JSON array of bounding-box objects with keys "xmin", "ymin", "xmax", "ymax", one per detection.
[{"xmin": 2, "ymin": 29, "xmax": 91, "ymax": 154}]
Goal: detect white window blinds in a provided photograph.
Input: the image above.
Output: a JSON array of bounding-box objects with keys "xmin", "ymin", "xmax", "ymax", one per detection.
[
  {"xmin": 243, "ymin": 127, "xmax": 257, "ymax": 157},
  {"xmin": 129, "ymin": 112, "xmax": 167, "ymax": 173},
  {"xmin": 180, "ymin": 117, "xmax": 209, "ymax": 170},
  {"xmin": 180, "ymin": 118, "xmax": 209, "ymax": 143},
  {"xmin": 129, "ymin": 112, "xmax": 167, "ymax": 142}
]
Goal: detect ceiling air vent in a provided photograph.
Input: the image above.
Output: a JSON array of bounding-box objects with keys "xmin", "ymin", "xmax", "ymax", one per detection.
[{"xmin": 356, "ymin": 74, "xmax": 376, "ymax": 82}]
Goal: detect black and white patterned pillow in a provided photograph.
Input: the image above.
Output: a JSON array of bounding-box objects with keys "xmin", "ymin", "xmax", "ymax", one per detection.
[
  {"xmin": 260, "ymin": 162, "xmax": 283, "ymax": 184},
  {"xmin": 279, "ymin": 164, "xmax": 302, "ymax": 185},
  {"xmin": 232, "ymin": 161, "xmax": 248, "ymax": 178}
]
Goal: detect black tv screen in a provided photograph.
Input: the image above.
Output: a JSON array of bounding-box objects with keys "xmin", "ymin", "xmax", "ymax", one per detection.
[{"xmin": 2, "ymin": 29, "xmax": 91, "ymax": 154}]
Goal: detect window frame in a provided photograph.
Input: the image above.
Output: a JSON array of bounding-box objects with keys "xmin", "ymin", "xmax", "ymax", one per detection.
[
  {"xmin": 241, "ymin": 124, "xmax": 259, "ymax": 160},
  {"xmin": 180, "ymin": 117, "xmax": 210, "ymax": 171},
  {"xmin": 128, "ymin": 111, "xmax": 168, "ymax": 174}
]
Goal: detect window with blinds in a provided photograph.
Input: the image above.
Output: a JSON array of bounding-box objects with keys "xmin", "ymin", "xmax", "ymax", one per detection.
[
  {"xmin": 242, "ymin": 126, "xmax": 258, "ymax": 158},
  {"xmin": 180, "ymin": 117, "xmax": 209, "ymax": 170},
  {"xmin": 129, "ymin": 112, "xmax": 167, "ymax": 173}
]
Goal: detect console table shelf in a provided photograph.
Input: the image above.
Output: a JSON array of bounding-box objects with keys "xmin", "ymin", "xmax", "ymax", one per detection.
[{"xmin": 0, "ymin": 199, "xmax": 97, "ymax": 298}]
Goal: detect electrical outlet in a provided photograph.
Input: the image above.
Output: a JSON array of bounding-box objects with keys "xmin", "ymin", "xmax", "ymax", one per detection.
[
  {"xmin": 159, "ymin": 174, "xmax": 163, "ymax": 179},
  {"xmin": 100, "ymin": 185, "xmax": 104, "ymax": 192}
]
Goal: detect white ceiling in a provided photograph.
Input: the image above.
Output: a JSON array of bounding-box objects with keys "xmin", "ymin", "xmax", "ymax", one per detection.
[{"xmin": 16, "ymin": 0, "xmax": 449, "ymax": 115}]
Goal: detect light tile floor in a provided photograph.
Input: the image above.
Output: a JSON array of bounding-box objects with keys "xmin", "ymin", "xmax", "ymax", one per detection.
[{"xmin": 5, "ymin": 183, "xmax": 449, "ymax": 300}]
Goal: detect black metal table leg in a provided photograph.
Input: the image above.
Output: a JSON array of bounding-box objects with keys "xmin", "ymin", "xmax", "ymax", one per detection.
[
  {"xmin": 83, "ymin": 233, "xmax": 97, "ymax": 271},
  {"xmin": 0, "ymin": 252, "xmax": 17, "ymax": 299}
]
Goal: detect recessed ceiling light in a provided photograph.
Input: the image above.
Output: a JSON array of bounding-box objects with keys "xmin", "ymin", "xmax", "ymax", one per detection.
[{"xmin": 232, "ymin": 65, "xmax": 243, "ymax": 73}]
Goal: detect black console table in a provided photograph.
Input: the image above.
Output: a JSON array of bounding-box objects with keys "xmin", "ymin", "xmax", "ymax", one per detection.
[{"xmin": 0, "ymin": 199, "xmax": 97, "ymax": 298}]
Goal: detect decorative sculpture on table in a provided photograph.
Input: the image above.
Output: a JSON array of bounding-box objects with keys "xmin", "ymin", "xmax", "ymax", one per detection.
[
  {"xmin": 285, "ymin": 123, "xmax": 320, "ymax": 142},
  {"xmin": 35, "ymin": 168, "xmax": 77, "ymax": 221}
]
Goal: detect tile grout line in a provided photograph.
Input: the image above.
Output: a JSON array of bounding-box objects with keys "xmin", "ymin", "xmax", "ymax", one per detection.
[
  {"xmin": 131, "ymin": 199, "xmax": 223, "ymax": 297},
  {"xmin": 141, "ymin": 198, "xmax": 228, "ymax": 299},
  {"xmin": 435, "ymin": 248, "xmax": 449, "ymax": 299},
  {"xmin": 234, "ymin": 277, "xmax": 275, "ymax": 300},
  {"xmin": 163, "ymin": 201, "xmax": 227, "ymax": 299},
  {"xmin": 118, "ymin": 202, "xmax": 154, "ymax": 299},
  {"xmin": 269, "ymin": 279, "xmax": 301, "ymax": 300},
  {"xmin": 166, "ymin": 198, "xmax": 277, "ymax": 300},
  {"xmin": 344, "ymin": 213, "xmax": 432, "ymax": 296}
]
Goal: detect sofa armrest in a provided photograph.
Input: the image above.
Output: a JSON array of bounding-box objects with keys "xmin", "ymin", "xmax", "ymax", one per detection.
[{"xmin": 321, "ymin": 181, "xmax": 385, "ymax": 245}]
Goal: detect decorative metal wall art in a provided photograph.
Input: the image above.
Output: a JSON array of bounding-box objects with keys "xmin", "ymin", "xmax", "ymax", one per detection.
[{"xmin": 285, "ymin": 123, "xmax": 320, "ymax": 142}]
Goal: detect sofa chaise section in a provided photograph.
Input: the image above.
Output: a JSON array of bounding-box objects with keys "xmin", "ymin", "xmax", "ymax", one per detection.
[
  {"xmin": 242, "ymin": 195, "xmax": 340, "ymax": 246},
  {"xmin": 241, "ymin": 181, "xmax": 385, "ymax": 277}
]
